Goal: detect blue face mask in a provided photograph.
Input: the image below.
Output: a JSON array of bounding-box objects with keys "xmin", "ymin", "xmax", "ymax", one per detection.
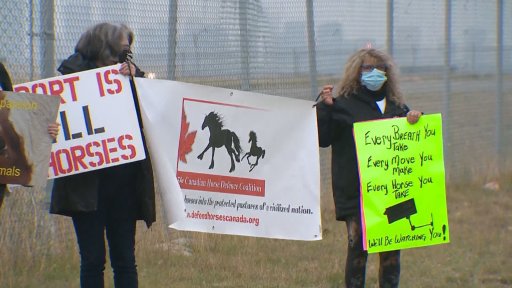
[{"xmin": 361, "ymin": 68, "xmax": 387, "ymax": 91}]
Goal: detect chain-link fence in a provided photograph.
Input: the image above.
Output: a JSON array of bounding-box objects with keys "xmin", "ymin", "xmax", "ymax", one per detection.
[
  {"xmin": 1, "ymin": 1, "xmax": 511, "ymax": 284},
  {"xmin": 1, "ymin": 0, "xmax": 512, "ymax": 182}
]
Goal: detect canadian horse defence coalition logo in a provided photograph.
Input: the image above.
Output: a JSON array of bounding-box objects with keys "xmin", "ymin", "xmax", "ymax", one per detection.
[{"xmin": 176, "ymin": 98, "xmax": 266, "ymax": 197}]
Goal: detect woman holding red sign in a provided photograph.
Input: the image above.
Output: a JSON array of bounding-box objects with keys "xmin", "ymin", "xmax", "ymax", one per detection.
[
  {"xmin": 50, "ymin": 23, "xmax": 155, "ymax": 288},
  {"xmin": 316, "ymin": 47, "xmax": 422, "ymax": 288}
]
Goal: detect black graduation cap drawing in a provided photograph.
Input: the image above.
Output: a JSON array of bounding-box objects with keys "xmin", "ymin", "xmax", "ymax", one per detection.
[{"xmin": 384, "ymin": 198, "xmax": 433, "ymax": 231}]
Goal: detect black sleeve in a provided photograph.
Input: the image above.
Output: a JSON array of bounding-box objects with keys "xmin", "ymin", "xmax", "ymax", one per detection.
[
  {"xmin": 316, "ymin": 102, "xmax": 334, "ymax": 148},
  {"xmin": 0, "ymin": 62, "xmax": 13, "ymax": 91},
  {"xmin": 401, "ymin": 104, "xmax": 411, "ymax": 116},
  {"xmin": 316, "ymin": 98, "xmax": 355, "ymax": 148},
  {"xmin": 132, "ymin": 63, "xmax": 145, "ymax": 78}
]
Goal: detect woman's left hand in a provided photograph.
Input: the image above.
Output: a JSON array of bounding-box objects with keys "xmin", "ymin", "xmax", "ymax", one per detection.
[
  {"xmin": 48, "ymin": 122, "xmax": 60, "ymax": 140},
  {"xmin": 119, "ymin": 62, "xmax": 136, "ymax": 76},
  {"xmin": 406, "ymin": 110, "xmax": 422, "ymax": 124}
]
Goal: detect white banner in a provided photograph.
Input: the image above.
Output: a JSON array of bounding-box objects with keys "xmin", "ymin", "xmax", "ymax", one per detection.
[
  {"xmin": 136, "ymin": 78, "xmax": 321, "ymax": 241},
  {"xmin": 14, "ymin": 65, "xmax": 146, "ymax": 178}
]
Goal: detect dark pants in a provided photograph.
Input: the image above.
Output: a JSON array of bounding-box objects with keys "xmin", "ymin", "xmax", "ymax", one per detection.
[
  {"xmin": 73, "ymin": 211, "xmax": 137, "ymax": 288},
  {"xmin": 72, "ymin": 164, "xmax": 139, "ymax": 288},
  {"xmin": 345, "ymin": 216, "xmax": 400, "ymax": 288},
  {"xmin": 0, "ymin": 189, "xmax": 5, "ymax": 210},
  {"xmin": 0, "ymin": 184, "xmax": 6, "ymax": 210}
]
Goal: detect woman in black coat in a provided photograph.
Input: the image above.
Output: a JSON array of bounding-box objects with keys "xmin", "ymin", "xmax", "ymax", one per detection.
[
  {"xmin": 50, "ymin": 22, "xmax": 155, "ymax": 288},
  {"xmin": 316, "ymin": 48, "xmax": 422, "ymax": 288}
]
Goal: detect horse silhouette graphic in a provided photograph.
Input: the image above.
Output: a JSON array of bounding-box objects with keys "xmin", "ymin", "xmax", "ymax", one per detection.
[
  {"xmin": 241, "ymin": 131, "xmax": 265, "ymax": 172},
  {"xmin": 197, "ymin": 111, "xmax": 241, "ymax": 172}
]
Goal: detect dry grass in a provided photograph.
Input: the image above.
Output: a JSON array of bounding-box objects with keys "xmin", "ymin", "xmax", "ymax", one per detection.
[{"xmin": 1, "ymin": 167, "xmax": 511, "ymax": 287}]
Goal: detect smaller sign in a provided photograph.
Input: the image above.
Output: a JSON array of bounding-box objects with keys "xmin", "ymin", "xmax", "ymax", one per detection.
[
  {"xmin": 0, "ymin": 91, "xmax": 59, "ymax": 187},
  {"xmin": 354, "ymin": 113, "xmax": 449, "ymax": 253}
]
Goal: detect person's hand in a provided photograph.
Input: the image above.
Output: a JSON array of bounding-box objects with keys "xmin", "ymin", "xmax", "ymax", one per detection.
[
  {"xmin": 119, "ymin": 62, "xmax": 136, "ymax": 77},
  {"xmin": 320, "ymin": 85, "xmax": 334, "ymax": 106},
  {"xmin": 48, "ymin": 122, "xmax": 60, "ymax": 140},
  {"xmin": 406, "ymin": 110, "xmax": 422, "ymax": 124}
]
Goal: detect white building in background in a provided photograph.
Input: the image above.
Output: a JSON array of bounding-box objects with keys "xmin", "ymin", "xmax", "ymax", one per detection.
[{"xmin": 173, "ymin": 0, "xmax": 273, "ymax": 78}]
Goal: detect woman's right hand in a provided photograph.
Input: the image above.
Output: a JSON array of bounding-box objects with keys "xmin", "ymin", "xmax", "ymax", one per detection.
[
  {"xmin": 48, "ymin": 122, "xmax": 60, "ymax": 140},
  {"xmin": 320, "ymin": 85, "xmax": 334, "ymax": 106},
  {"xmin": 119, "ymin": 62, "xmax": 136, "ymax": 77}
]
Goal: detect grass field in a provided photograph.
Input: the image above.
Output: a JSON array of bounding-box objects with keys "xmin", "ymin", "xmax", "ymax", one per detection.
[{"xmin": 1, "ymin": 165, "xmax": 511, "ymax": 287}]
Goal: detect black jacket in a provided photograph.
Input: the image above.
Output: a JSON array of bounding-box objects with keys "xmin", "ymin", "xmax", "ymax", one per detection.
[
  {"xmin": 0, "ymin": 62, "xmax": 13, "ymax": 91},
  {"xmin": 316, "ymin": 89, "xmax": 409, "ymax": 221},
  {"xmin": 50, "ymin": 53, "xmax": 156, "ymax": 227}
]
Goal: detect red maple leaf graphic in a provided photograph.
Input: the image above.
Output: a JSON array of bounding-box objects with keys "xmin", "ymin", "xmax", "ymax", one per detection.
[{"xmin": 178, "ymin": 109, "xmax": 197, "ymax": 163}]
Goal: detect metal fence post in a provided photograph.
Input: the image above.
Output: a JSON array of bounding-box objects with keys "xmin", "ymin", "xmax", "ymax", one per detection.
[
  {"xmin": 386, "ymin": 0, "xmax": 394, "ymax": 56},
  {"xmin": 29, "ymin": 0, "xmax": 35, "ymax": 81},
  {"xmin": 239, "ymin": 0, "xmax": 250, "ymax": 91},
  {"xmin": 167, "ymin": 0, "xmax": 177, "ymax": 80},
  {"xmin": 40, "ymin": 0, "xmax": 55, "ymax": 79},
  {"xmin": 496, "ymin": 0, "xmax": 504, "ymax": 171},
  {"xmin": 443, "ymin": 0, "xmax": 452, "ymax": 163},
  {"xmin": 306, "ymin": 0, "xmax": 318, "ymax": 100}
]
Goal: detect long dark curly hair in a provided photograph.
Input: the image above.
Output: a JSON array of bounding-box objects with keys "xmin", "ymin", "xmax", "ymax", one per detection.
[{"xmin": 335, "ymin": 48, "xmax": 405, "ymax": 106}]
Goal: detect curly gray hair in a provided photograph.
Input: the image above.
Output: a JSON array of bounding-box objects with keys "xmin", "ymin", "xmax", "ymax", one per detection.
[{"xmin": 75, "ymin": 22, "xmax": 134, "ymax": 66}]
